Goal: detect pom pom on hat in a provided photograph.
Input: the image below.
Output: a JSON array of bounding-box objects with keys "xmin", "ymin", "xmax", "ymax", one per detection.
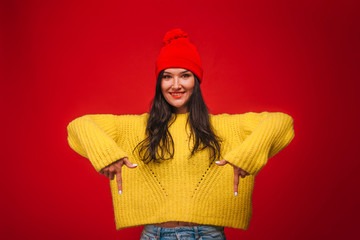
[
  {"xmin": 156, "ymin": 28, "xmax": 203, "ymax": 83},
  {"xmin": 162, "ymin": 29, "xmax": 189, "ymax": 45}
]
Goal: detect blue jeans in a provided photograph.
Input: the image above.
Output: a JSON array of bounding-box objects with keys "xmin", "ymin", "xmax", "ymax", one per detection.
[{"xmin": 140, "ymin": 224, "xmax": 226, "ymax": 240}]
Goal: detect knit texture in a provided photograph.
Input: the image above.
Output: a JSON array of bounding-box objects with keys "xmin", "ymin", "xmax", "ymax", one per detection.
[{"xmin": 67, "ymin": 112, "xmax": 295, "ymax": 230}]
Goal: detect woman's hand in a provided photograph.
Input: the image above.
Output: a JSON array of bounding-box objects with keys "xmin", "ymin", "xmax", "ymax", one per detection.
[
  {"xmin": 99, "ymin": 157, "xmax": 137, "ymax": 195},
  {"xmin": 215, "ymin": 159, "xmax": 250, "ymax": 196}
]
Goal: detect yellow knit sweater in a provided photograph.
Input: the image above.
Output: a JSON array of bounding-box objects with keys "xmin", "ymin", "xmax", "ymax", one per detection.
[{"xmin": 67, "ymin": 111, "xmax": 295, "ymax": 230}]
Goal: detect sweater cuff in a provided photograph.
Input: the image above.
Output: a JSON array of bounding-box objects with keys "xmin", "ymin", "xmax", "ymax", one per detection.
[
  {"xmin": 223, "ymin": 141, "xmax": 269, "ymax": 176},
  {"xmin": 90, "ymin": 146, "xmax": 129, "ymax": 172}
]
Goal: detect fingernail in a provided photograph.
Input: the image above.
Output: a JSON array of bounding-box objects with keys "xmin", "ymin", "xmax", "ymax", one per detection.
[
  {"xmin": 215, "ymin": 161, "xmax": 220, "ymax": 164},
  {"xmin": 133, "ymin": 164, "xmax": 138, "ymax": 166},
  {"xmin": 234, "ymin": 192, "xmax": 238, "ymax": 196},
  {"xmin": 119, "ymin": 190, "xmax": 122, "ymax": 195}
]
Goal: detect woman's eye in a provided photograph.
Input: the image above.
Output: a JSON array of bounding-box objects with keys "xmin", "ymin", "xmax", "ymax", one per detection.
[
  {"xmin": 162, "ymin": 75, "xmax": 171, "ymax": 79},
  {"xmin": 182, "ymin": 74, "xmax": 190, "ymax": 78}
]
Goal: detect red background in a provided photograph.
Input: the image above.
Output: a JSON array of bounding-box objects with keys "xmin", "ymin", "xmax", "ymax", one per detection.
[{"xmin": 2, "ymin": 0, "xmax": 359, "ymax": 239}]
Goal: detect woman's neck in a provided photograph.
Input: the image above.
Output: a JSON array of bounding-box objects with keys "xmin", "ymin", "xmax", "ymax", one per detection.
[{"xmin": 175, "ymin": 106, "xmax": 188, "ymax": 114}]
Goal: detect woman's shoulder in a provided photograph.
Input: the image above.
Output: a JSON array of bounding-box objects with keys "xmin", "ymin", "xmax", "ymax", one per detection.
[
  {"xmin": 79, "ymin": 112, "xmax": 149, "ymax": 122},
  {"xmin": 70, "ymin": 113, "xmax": 149, "ymax": 129},
  {"xmin": 209, "ymin": 112, "xmax": 250, "ymax": 121},
  {"xmin": 113, "ymin": 113, "xmax": 149, "ymax": 125},
  {"xmin": 209, "ymin": 111, "xmax": 272, "ymax": 122},
  {"xmin": 208, "ymin": 112, "xmax": 272, "ymax": 131},
  {"xmin": 114, "ymin": 112, "xmax": 149, "ymax": 119},
  {"xmin": 209, "ymin": 111, "xmax": 293, "ymax": 134}
]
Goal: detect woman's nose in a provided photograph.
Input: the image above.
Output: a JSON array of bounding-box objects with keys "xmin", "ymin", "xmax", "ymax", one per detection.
[{"xmin": 172, "ymin": 77, "xmax": 181, "ymax": 89}]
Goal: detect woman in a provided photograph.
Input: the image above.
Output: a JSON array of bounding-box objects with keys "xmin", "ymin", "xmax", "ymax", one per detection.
[{"xmin": 67, "ymin": 29, "xmax": 295, "ymax": 239}]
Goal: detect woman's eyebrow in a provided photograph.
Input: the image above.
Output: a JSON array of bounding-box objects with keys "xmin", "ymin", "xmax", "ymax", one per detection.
[{"xmin": 164, "ymin": 70, "xmax": 190, "ymax": 74}]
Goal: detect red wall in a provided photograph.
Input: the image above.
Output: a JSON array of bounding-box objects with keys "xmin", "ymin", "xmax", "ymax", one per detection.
[{"xmin": 2, "ymin": 0, "xmax": 359, "ymax": 239}]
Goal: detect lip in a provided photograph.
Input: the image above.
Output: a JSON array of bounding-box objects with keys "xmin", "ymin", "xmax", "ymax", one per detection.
[{"xmin": 169, "ymin": 92, "xmax": 185, "ymax": 98}]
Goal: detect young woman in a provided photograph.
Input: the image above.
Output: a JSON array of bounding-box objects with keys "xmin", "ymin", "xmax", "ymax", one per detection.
[{"xmin": 67, "ymin": 29, "xmax": 295, "ymax": 240}]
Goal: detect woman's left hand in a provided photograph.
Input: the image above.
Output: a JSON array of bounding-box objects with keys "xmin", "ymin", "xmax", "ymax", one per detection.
[{"xmin": 215, "ymin": 159, "xmax": 250, "ymax": 196}]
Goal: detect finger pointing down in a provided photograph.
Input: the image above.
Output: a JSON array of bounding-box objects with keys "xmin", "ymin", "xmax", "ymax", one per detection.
[
  {"xmin": 116, "ymin": 167, "xmax": 122, "ymax": 195},
  {"xmin": 233, "ymin": 167, "xmax": 240, "ymax": 196}
]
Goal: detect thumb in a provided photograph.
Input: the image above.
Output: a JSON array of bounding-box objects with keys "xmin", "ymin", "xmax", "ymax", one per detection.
[
  {"xmin": 215, "ymin": 159, "xmax": 228, "ymax": 166},
  {"xmin": 239, "ymin": 168, "xmax": 250, "ymax": 178},
  {"xmin": 123, "ymin": 157, "xmax": 138, "ymax": 169}
]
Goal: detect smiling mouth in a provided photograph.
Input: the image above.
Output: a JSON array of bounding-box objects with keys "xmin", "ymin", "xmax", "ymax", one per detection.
[{"xmin": 169, "ymin": 92, "xmax": 185, "ymax": 98}]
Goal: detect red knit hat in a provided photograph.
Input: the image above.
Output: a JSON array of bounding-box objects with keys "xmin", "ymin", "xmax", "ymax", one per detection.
[{"xmin": 155, "ymin": 28, "xmax": 203, "ymax": 83}]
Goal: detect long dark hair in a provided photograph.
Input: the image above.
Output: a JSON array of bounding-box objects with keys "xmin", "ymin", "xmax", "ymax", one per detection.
[{"xmin": 134, "ymin": 70, "xmax": 222, "ymax": 163}]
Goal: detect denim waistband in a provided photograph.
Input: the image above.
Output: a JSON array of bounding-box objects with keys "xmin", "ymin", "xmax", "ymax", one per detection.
[{"xmin": 142, "ymin": 224, "xmax": 225, "ymax": 239}]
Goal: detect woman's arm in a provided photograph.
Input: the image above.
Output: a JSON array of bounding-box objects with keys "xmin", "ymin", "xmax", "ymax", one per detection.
[
  {"xmin": 223, "ymin": 112, "xmax": 295, "ymax": 176},
  {"xmin": 67, "ymin": 114, "xmax": 129, "ymax": 172}
]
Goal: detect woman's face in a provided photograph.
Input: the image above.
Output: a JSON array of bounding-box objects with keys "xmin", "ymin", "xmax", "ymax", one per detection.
[{"xmin": 161, "ymin": 68, "xmax": 195, "ymax": 114}]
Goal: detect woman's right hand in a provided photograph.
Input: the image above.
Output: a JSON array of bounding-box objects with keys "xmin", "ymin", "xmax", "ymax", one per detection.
[
  {"xmin": 99, "ymin": 157, "xmax": 137, "ymax": 195},
  {"xmin": 215, "ymin": 159, "xmax": 250, "ymax": 196}
]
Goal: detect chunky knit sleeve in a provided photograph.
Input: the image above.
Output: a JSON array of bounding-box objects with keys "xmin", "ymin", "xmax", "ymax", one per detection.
[
  {"xmin": 67, "ymin": 114, "xmax": 129, "ymax": 172},
  {"xmin": 223, "ymin": 112, "xmax": 295, "ymax": 176}
]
